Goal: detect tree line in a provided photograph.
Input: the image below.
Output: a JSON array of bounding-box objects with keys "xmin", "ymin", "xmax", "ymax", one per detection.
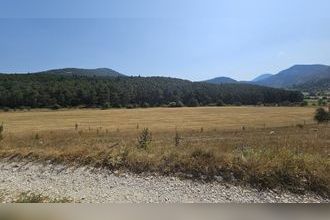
[{"xmin": 0, "ymin": 74, "xmax": 304, "ymax": 109}]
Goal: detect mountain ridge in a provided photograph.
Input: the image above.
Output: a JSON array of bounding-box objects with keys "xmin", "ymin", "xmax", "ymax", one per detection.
[
  {"xmin": 203, "ymin": 64, "xmax": 330, "ymax": 90},
  {"xmin": 254, "ymin": 64, "xmax": 330, "ymax": 88},
  {"xmin": 252, "ymin": 73, "xmax": 273, "ymax": 82}
]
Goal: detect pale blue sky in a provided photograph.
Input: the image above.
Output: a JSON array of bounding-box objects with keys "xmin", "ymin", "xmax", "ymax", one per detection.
[{"xmin": 1, "ymin": 0, "xmax": 330, "ymax": 81}]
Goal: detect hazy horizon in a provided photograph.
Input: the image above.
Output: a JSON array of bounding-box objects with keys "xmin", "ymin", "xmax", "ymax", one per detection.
[{"xmin": 1, "ymin": 0, "xmax": 330, "ymax": 81}]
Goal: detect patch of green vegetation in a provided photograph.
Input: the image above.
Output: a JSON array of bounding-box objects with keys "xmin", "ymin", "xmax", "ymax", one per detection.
[{"xmin": 13, "ymin": 192, "xmax": 72, "ymax": 203}]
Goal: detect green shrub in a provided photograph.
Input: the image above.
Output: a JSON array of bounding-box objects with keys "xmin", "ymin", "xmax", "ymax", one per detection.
[
  {"xmin": 216, "ymin": 100, "xmax": 225, "ymax": 106},
  {"xmin": 101, "ymin": 102, "xmax": 111, "ymax": 109},
  {"xmin": 142, "ymin": 102, "xmax": 150, "ymax": 108},
  {"xmin": 168, "ymin": 102, "xmax": 177, "ymax": 107},
  {"xmin": 188, "ymin": 98, "xmax": 199, "ymax": 107},
  {"xmin": 50, "ymin": 104, "xmax": 61, "ymax": 110},
  {"xmin": 168, "ymin": 101, "xmax": 184, "ymax": 108},
  {"xmin": 126, "ymin": 104, "xmax": 136, "ymax": 109},
  {"xmin": 314, "ymin": 108, "xmax": 329, "ymax": 123},
  {"xmin": 13, "ymin": 192, "xmax": 72, "ymax": 203},
  {"xmin": 300, "ymin": 101, "xmax": 308, "ymax": 107},
  {"xmin": 176, "ymin": 101, "xmax": 184, "ymax": 107},
  {"xmin": 14, "ymin": 192, "xmax": 46, "ymax": 203},
  {"xmin": 318, "ymin": 99, "xmax": 326, "ymax": 106}
]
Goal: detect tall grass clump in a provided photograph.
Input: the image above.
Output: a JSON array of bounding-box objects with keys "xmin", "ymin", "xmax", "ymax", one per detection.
[
  {"xmin": 34, "ymin": 133, "xmax": 40, "ymax": 140},
  {"xmin": 0, "ymin": 122, "xmax": 3, "ymax": 141},
  {"xmin": 174, "ymin": 129, "xmax": 181, "ymax": 147},
  {"xmin": 137, "ymin": 128, "xmax": 152, "ymax": 149}
]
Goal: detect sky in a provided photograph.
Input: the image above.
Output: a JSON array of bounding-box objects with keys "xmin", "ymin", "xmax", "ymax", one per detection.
[{"xmin": 0, "ymin": 0, "xmax": 330, "ymax": 81}]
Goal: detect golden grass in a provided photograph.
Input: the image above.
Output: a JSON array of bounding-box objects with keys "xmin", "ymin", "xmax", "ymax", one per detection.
[
  {"xmin": 0, "ymin": 107, "xmax": 316, "ymax": 134},
  {"xmin": 0, "ymin": 107, "xmax": 329, "ymax": 196}
]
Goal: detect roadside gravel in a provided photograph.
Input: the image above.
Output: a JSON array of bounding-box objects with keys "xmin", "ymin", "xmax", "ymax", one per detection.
[{"xmin": 0, "ymin": 160, "xmax": 327, "ymax": 203}]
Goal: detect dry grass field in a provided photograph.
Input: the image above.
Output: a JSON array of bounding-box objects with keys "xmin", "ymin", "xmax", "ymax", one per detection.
[
  {"xmin": 0, "ymin": 107, "xmax": 329, "ymax": 196},
  {"xmin": 0, "ymin": 107, "xmax": 316, "ymax": 133}
]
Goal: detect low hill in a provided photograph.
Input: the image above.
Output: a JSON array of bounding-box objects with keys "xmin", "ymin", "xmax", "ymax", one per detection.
[
  {"xmin": 0, "ymin": 74, "xmax": 303, "ymax": 108},
  {"xmin": 34, "ymin": 68, "xmax": 125, "ymax": 78},
  {"xmin": 204, "ymin": 77, "xmax": 238, "ymax": 84}
]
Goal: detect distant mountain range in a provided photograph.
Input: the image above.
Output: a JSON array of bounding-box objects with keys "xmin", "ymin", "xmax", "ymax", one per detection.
[
  {"xmin": 204, "ymin": 73, "xmax": 273, "ymax": 85},
  {"xmin": 253, "ymin": 65, "xmax": 330, "ymax": 88},
  {"xmin": 203, "ymin": 64, "xmax": 330, "ymax": 92},
  {"xmin": 33, "ymin": 68, "xmax": 125, "ymax": 78},
  {"xmin": 1, "ymin": 64, "xmax": 329, "ymax": 93}
]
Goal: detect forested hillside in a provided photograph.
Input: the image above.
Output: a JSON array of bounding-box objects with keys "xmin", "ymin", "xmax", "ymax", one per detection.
[
  {"xmin": 254, "ymin": 64, "xmax": 330, "ymax": 88},
  {"xmin": 292, "ymin": 78, "xmax": 330, "ymax": 93},
  {"xmin": 0, "ymin": 74, "xmax": 303, "ymax": 109}
]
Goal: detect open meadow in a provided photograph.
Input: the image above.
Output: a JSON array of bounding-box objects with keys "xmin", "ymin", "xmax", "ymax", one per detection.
[
  {"xmin": 0, "ymin": 106, "xmax": 316, "ymax": 133},
  {"xmin": 0, "ymin": 107, "xmax": 329, "ymax": 197}
]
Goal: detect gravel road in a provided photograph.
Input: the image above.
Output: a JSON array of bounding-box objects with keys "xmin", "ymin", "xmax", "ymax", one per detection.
[{"xmin": 0, "ymin": 160, "xmax": 327, "ymax": 203}]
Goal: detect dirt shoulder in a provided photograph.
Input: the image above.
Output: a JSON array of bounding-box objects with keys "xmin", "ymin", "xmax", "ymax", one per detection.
[{"xmin": 0, "ymin": 160, "xmax": 327, "ymax": 203}]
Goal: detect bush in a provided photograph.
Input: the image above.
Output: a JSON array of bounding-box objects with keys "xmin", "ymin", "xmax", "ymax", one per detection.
[
  {"xmin": 318, "ymin": 99, "xmax": 326, "ymax": 106},
  {"xmin": 111, "ymin": 103, "xmax": 122, "ymax": 108},
  {"xmin": 137, "ymin": 128, "xmax": 152, "ymax": 149},
  {"xmin": 142, "ymin": 102, "xmax": 150, "ymax": 108},
  {"xmin": 300, "ymin": 101, "xmax": 308, "ymax": 107},
  {"xmin": 50, "ymin": 104, "xmax": 61, "ymax": 110},
  {"xmin": 216, "ymin": 100, "xmax": 225, "ymax": 106},
  {"xmin": 176, "ymin": 101, "xmax": 184, "ymax": 107},
  {"xmin": 126, "ymin": 104, "xmax": 136, "ymax": 109},
  {"xmin": 2, "ymin": 107, "xmax": 10, "ymax": 112},
  {"xmin": 314, "ymin": 108, "xmax": 329, "ymax": 123},
  {"xmin": 18, "ymin": 106, "xmax": 27, "ymax": 111},
  {"xmin": 101, "ymin": 102, "xmax": 111, "ymax": 110},
  {"xmin": 188, "ymin": 98, "xmax": 199, "ymax": 107},
  {"xmin": 280, "ymin": 101, "xmax": 291, "ymax": 106},
  {"xmin": 168, "ymin": 101, "xmax": 184, "ymax": 108},
  {"xmin": 168, "ymin": 102, "xmax": 177, "ymax": 108}
]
